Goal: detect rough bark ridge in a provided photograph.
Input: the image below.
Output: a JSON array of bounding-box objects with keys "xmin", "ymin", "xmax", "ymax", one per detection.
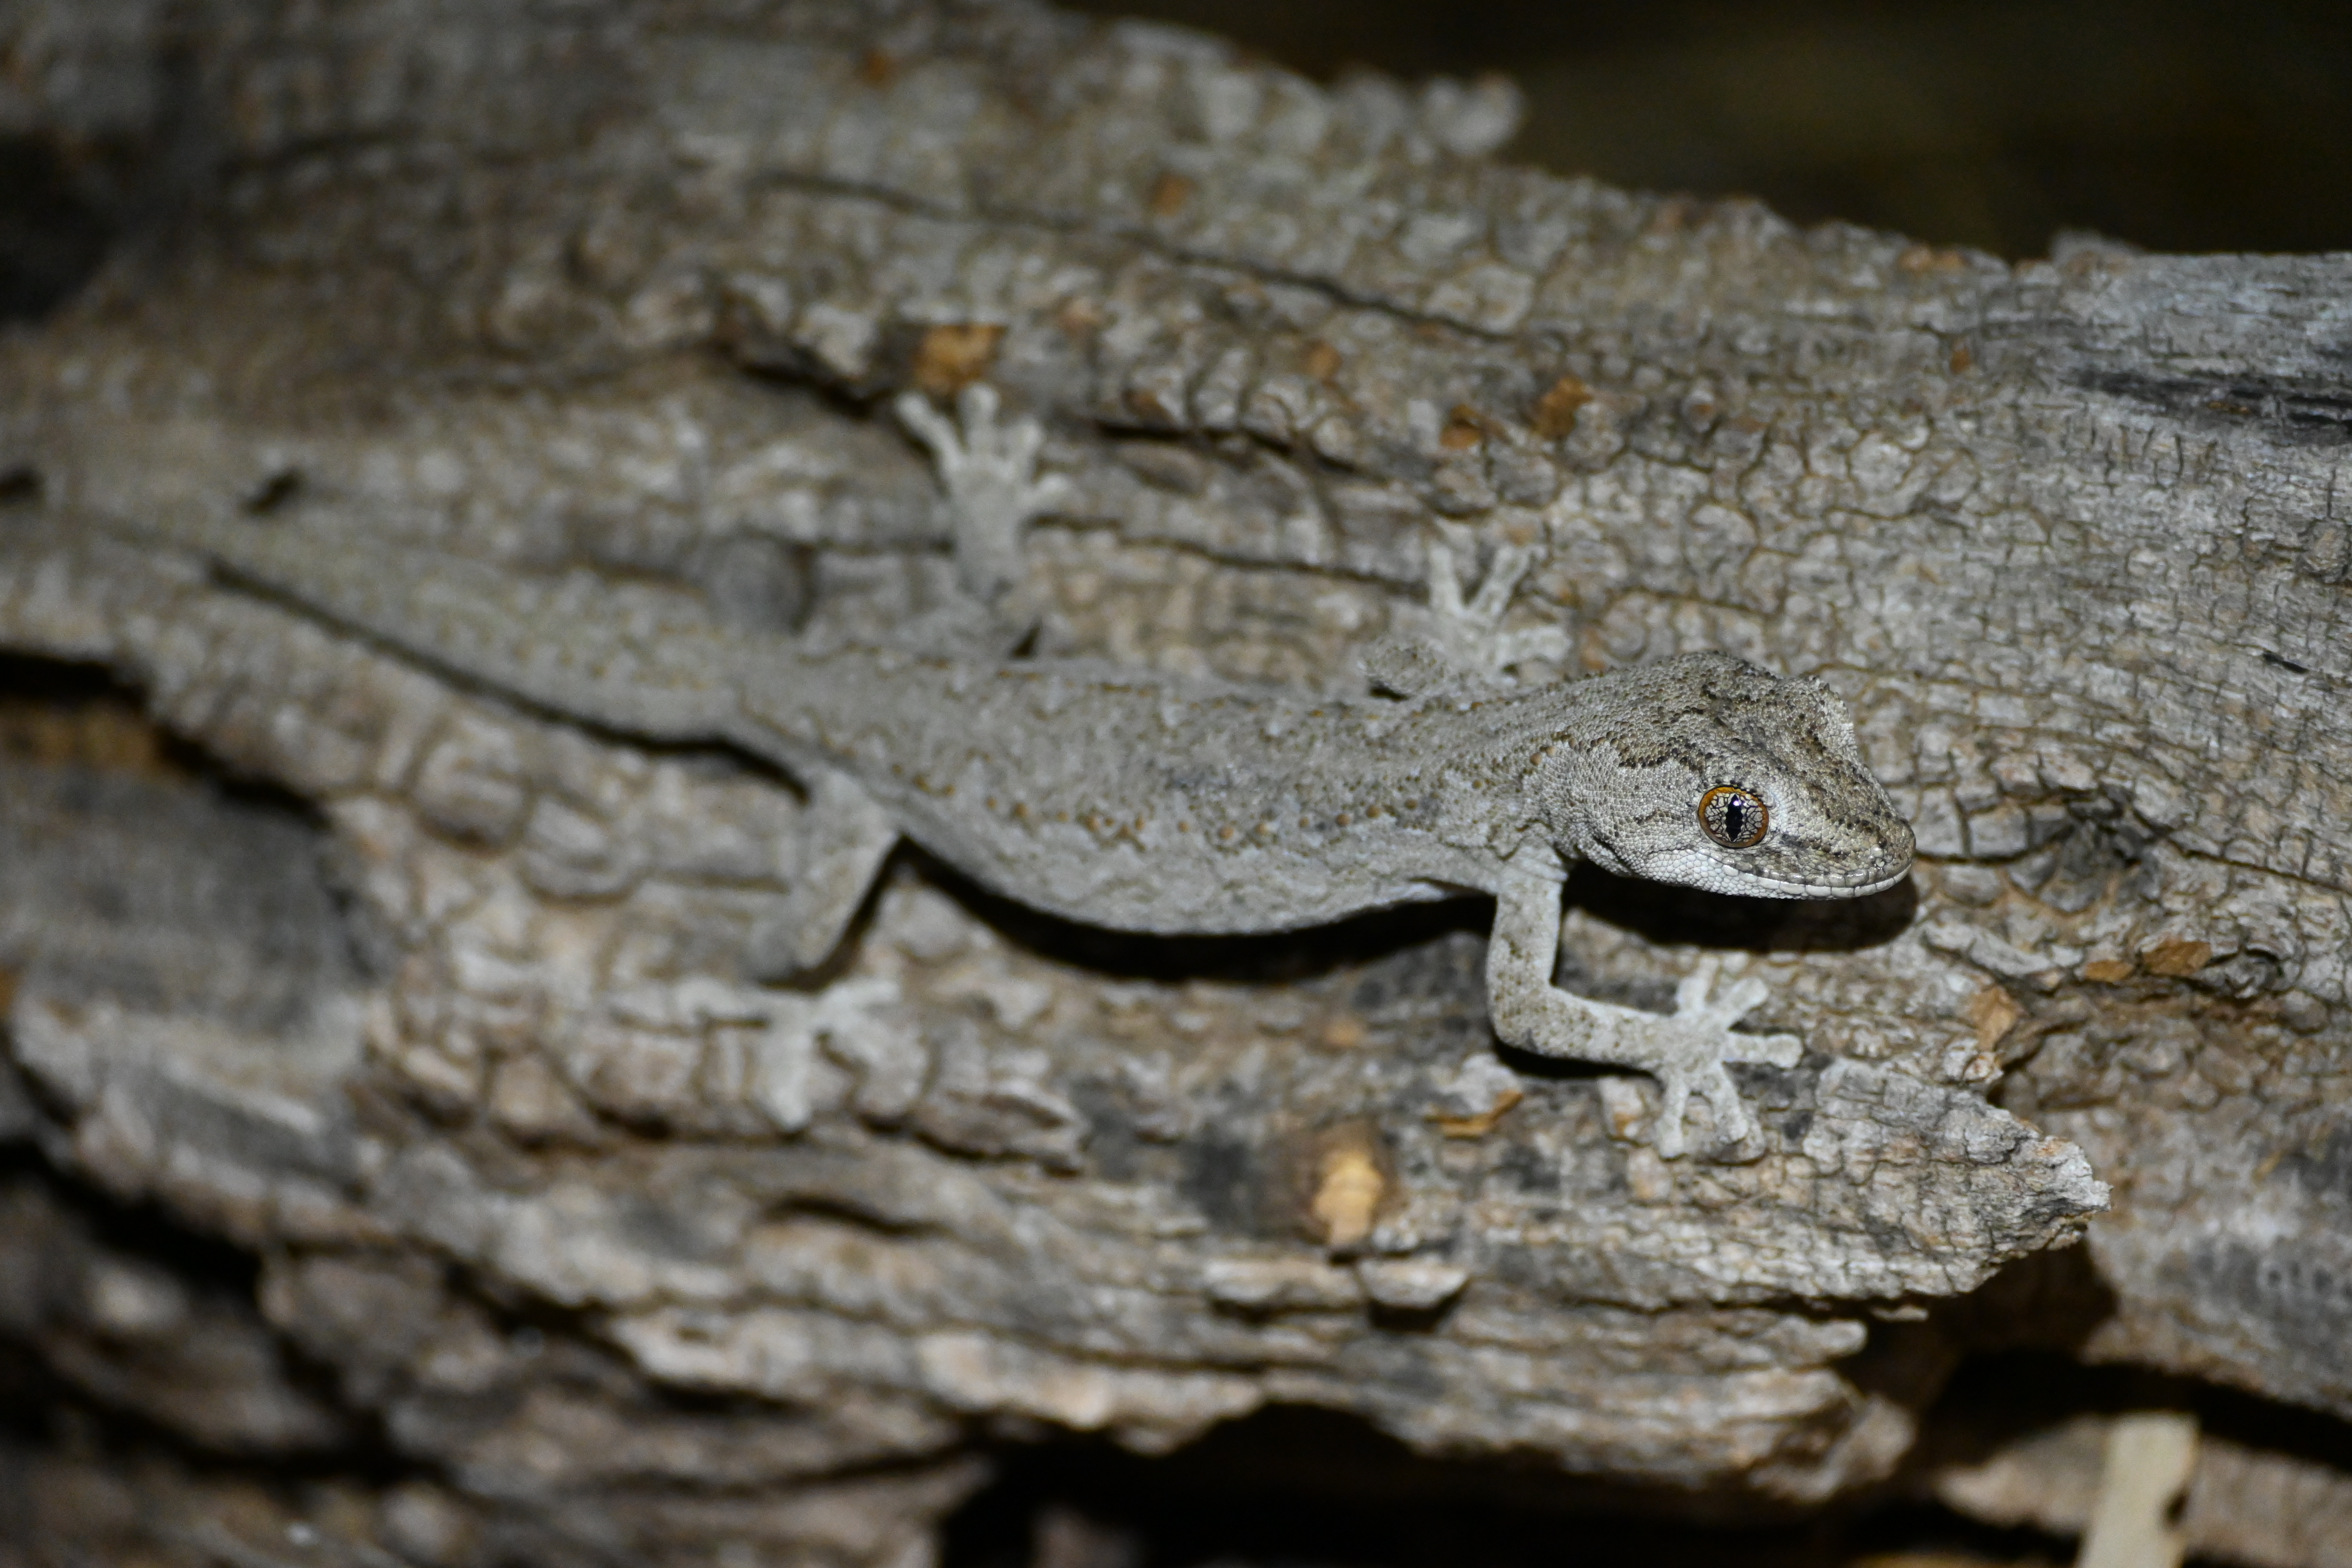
[{"xmin": 0, "ymin": 1, "xmax": 2344, "ymax": 1563}]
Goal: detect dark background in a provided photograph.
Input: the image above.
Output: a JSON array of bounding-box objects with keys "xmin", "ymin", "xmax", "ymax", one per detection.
[
  {"xmin": 1062, "ymin": 0, "xmax": 2352, "ymax": 259},
  {"xmin": 5, "ymin": 0, "xmax": 2346, "ymax": 322}
]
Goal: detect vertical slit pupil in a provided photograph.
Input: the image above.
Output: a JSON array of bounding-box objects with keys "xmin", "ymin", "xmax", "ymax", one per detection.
[{"xmin": 1701, "ymin": 787, "xmax": 1766, "ymax": 847}]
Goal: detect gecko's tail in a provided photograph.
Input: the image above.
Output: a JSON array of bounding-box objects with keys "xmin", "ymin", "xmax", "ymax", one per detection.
[{"xmin": 82, "ymin": 505, "xmax": 747, "ymax": 741}]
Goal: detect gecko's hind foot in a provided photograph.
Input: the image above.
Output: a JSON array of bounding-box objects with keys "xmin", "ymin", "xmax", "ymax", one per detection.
[
  {"xmin": 1632, "ymin": 957, "xmax": 1802, "ymax": 1160},
  {"xmin": 1377, "ymin": 532, "xmax": 1568, "ymax": 694},
  {"xmin": 894, "ymin": 382, "xmax": 1071, "ymax": 607}
]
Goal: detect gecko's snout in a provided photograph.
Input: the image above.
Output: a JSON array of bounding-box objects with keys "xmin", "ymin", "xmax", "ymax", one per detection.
[{"xmin": 1703, "ymin": 773, "xmax": 1914, "ymax": 899}]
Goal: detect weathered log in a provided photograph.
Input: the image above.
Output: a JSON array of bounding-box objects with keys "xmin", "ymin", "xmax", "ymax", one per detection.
[{"xmin": 0, "ymin": 2, "xmax": 2344, "ymax": 1563}]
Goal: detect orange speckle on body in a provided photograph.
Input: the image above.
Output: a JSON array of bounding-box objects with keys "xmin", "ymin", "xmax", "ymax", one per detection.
[
  {"xmin": 1439, "ymin": 403, "xmax": 1486, "ymax": 450},
  {"xmin": 1966, "ymin": 985, "xmax": 2021, "ymax": 1050},
  {"xmin": 1531, "ymin": 374, "xmax": 1592, "ymax": 439},
  {"xmin": 1309, "ymin": 1135, "xmax": 1385, "ymax": 1250},
  {"xmin": 1319, "ymin": 1017, "xmax": 1365, "ymax": 1051},
  {"xmin": 911, "ymin": 323, "xmax": 1004, "ymax": 398},
  {"xmin": 1431, "ymin": 1085, "xmax": 1524, "ymax": 1139},
  {"xmin": 1897, "ymin": 243, "xmax": 1971, "ymax": 274},
  {"xmin": 1147, "ymin": 171, "xmax": 1195, "ymax": 218},
  {"xmin": 1123, "ymin": 385, "xmax": 1177, "ymax": 424},
  {"xmin": 0, "ymin": 697, "xmax": 177, "ymax": 776},
  {"xmin": 2142, "ymin": 939, "xmax": 2213, "ymax": 977}
]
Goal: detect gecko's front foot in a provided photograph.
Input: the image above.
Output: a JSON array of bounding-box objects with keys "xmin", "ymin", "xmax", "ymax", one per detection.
[
  {"xmin": 894, "ymin": 381, "xmax": 1072, "ymax": 607},
  {"xmin": 1364, "ymin": 531, "xmax": 1569, "ymax": 697},
  {"xmin": 1486, "ymin": 860, "xmax": 1805, "ymax": 1162},
  {"xmin": 1625, "ymin": 958, "xmax": 1802, "ymax": 1159}
]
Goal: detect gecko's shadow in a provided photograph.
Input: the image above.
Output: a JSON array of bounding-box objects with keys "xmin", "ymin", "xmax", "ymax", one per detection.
[
  {"xmin": 902, "ymin": 847, "xmax": 1492, "ymax": 988},
  {"xmin": 1522, "ymin": 869, "xmax": 1919, "ymax": 1039},
  {"xmin": 1560, "ymin": 865, "xmax": 1919, "ymax": 956},
  {"xmin": 902, "ymin": 848, "xmax": 1916, "ymax": 991}
]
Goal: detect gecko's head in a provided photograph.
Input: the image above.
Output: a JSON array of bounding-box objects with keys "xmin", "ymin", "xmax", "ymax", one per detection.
[{"xmin": 1533, "ymin": 652, "xmax": 1913, "ymax": 900}]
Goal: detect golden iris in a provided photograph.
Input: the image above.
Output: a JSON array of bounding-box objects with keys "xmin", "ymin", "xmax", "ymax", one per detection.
[{"xmin": 1698, "ymin": 785, "xmax": 1768, "ymax": 848}]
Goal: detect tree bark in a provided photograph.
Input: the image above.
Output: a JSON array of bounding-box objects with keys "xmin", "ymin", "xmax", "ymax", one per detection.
[{"xmin": 0, "ymin": 2, "xmax": 2344, "ymax": 1563}]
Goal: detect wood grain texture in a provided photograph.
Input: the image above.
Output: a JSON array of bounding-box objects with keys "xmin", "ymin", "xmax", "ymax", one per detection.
[{"xmin": 0, "ymin": 2, "xmax": 2343, "ymax": 1563}]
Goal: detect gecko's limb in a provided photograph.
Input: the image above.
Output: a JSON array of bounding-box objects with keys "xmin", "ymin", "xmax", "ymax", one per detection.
[
  {"xmin": 894, "ymin": 382, "xmax": 1072, "ymax": 608},
  {"xmin": 746, "ymin": 767, "xmax": 901, "ymax": 981},
  {"xmin": 1484, "ymin": 849, "xmax": 1802, "ymax": 1158},
  {"xmin": 1363, "ymin": 534, "xmax": 1569, "ymax": 698}
]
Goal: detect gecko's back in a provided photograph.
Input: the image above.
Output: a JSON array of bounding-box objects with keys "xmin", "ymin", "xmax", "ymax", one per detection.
[
  {"xmin": 738, "ymin": 649, "xmax": 1547, "ymax": 933},
  {"xmin": 112, "ymin": 511, "xmax": 1523, "ymax": 933}
]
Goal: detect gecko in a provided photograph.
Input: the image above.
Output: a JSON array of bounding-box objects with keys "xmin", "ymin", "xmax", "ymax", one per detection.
[{"xmin": 84, "ymin": 386, "xmax": 1914, "ymax": 1159}]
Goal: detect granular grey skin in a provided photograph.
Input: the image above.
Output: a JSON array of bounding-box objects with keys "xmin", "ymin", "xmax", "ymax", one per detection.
[{"xmin": 90, "ymin": 386, "xmax": 1911, "ymax": 1156}]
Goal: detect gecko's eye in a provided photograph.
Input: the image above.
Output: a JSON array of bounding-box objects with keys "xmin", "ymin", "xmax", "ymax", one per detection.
[{"xmin": 1698, "ymin": 786, "xmax": 1769, "ymax": 849}]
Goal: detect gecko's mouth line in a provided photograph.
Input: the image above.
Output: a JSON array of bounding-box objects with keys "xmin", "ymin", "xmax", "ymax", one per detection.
[{"xmin": 1737, "ymin": 866, "xmax": 1912, "ymax": 898}]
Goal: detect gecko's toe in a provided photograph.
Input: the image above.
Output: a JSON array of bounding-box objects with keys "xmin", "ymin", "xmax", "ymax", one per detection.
[
  {"xmin": 1648, "ymin": 1051, "xmax": 1781, "ymax": 1161},
  {"xmin": 1702, "ymin": 1082, "xmax": 1759, "ymax": 1150},
  {"xmin": 895, "ymin": 389, "xmax": 956, "ymax": 455},
  {"xmin": 1710, "ymin": 974, "xmax": 1773, "ymax": 1023},
  {"xmin": 1672, "ymin": 955, "xmax": 1722, "ymax": 1014},
  {"xmin": 1653, "ymin": 1066, "xmax": 1747, "ymax": 1158},
  {"xmin": 953, "ymin": 379, "xmax": 1002, "ymax": 432},
  {"xmin": 1653, "ymin": 1074, "xmax": 1693, "ymax": 1160},
  {"xmin": 1728, "ymin": 1030, "xmax": 1804, "ymax": 1070}
]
